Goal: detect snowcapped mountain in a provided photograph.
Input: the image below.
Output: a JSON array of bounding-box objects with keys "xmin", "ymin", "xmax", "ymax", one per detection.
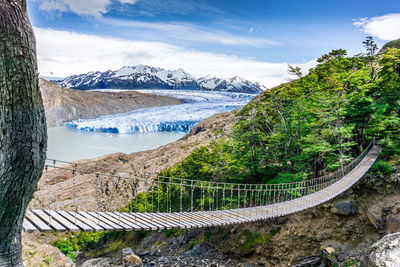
[{"xmin": 58, "ymin": 65, "xmax": 263, "ymax": 94}]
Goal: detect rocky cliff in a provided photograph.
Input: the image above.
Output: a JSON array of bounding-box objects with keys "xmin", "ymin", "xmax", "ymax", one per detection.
[{"xmin": 40, "ymin": 79, "xmax": 182, "ymax": 127}]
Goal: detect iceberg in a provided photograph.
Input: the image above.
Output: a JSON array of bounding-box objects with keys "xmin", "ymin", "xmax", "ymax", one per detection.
[{"xmin": 66, "ymin": 90, "xmax": 255, "ymax": 134}]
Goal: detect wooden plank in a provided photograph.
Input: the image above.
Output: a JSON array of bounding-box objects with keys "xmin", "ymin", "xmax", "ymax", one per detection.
[
  {"xmin": 67, "ymin": 212, "xmax": 104, "ymax": 232},
  {"xmin": 104, "ymin": 212, "xmax": 146, "ymax": 231},
  {"xmin": 23, "ymin": 218, "xmax": 37, "ymax": 232},
  {"xmin": 174, "ymin": 213, "xmax": 206, "ymax": 228},
  {"xmin": 169, "ymin": 212, "xmax": 207, "ymax": 228},
  {"xmin": 180, "ymin": 212, "xmax": 214, "ymax": 227},
  {"xmin": 33, "ymin": 210, "xmax": 66, "ymax": 232},
  {"xmin": 148, "ymin": 213, "xmax": 193, "ymax": 229},
  {"xmin": 121, "ymin": 213, "xmax": 166, "ymax": 230},
  {"xmin": 57, "ymin": 211, "xmax": 93, "ymax": 232},
  {"xmin": 107, "ymin": 213, "xmax": 144, "ymax": 231},
  {"xmin": 97, "ymin": 212, "xmax": 142, "ymax": 231},
  {"xmin": 78, "ymin": 212, "xmax": 120, "ymax": 231},
  {"xmin": 118, "ymin": 212, "xmax": 156, "ymax": 231},
  {"xmin": 149, "ymin": 212, "xmax": 193, "ymax": 228},
  {"xmin": 43, "ymin": 210, "xmax": 79, "ymax": 232},
  {"xmin": 25, "ymin": 210, "xmax": 52, "ymax": 232},
  {"xmin": 186, "ymin": 212, "xmax": 217, "ymax": 227},
  {"xmin": 174, "ymin": 212, "xmax": 206, "ymax": 227},
  {"xmin": 86, "ymin": 212, "xmax": 128, "ymax": 231},
  {"xmin": 201, "ymin": 211, "xmax": 232, "ymax": 225},
  {"xmin": 220, "ymin": 210, "xmax": 247, "ymax": 223},
  {"xmin": 138, "ymin": 213, "xmax": 176, "ymax": 229},
  {"xmin": 100, "ymin": 213, "xmax": 134, "ymax": 231},
  {"xmin": 114, "ymin": 213, "xmax": 146, "ymax": 231},
  {"xmin": 113, "ymin": 212, "xmax": 159, "ymax": 231}
]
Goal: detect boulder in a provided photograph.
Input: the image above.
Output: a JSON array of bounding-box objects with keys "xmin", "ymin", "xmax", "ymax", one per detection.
[
  {"xmin": 369, "ymin": 232, "xmax": 400, "ymax": 266},
  {"xmin": 367, "ymin": 208, "xmax": 384, "ymax": 230},
  {"xmin": 385, "ymin": 215, "xmax": 400, "ymax": 234},
  {"xmin": 185, "ymin": 242, "xmax": 215, "ymax": 257},
  {"xmin": 22, "ymin": 238, "xmax": 74, "ymax": 267},
  {"xmin": 121, "ymin": 247, "xmax": 142, "ymax": 266},
  {"xmin": 331, "ymin": 201, "xmax": 358, "ymax": 215},
  {"xmin": 81, "ymin": 258, "xmax": 120, "ymax": 267},
  {"xmin": 124, "ymin": 254, "xmax": 142, "ymax": 266},
  {"xmin": 325, "ymin": 247, "xmax": 336, "ymax": 254}
]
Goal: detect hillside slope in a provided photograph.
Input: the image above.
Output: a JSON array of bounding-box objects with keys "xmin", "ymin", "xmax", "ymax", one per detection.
[
  {"xmin": 40, "ymin": 79, "xmax": 182, "ymax": 127},
  {"xmin": 379, "ymin": 38, "xmax": 400, "ymax": 53}
]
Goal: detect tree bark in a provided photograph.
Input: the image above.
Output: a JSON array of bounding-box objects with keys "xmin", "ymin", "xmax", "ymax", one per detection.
[{"xmin": 0, "ymin": 0, "xmax": 47, "ymax": 266}]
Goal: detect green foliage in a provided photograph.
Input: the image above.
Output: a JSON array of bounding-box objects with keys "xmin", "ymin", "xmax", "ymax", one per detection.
[
  {"xmin": 51, "ymin": 231, "xmax": 111, "ymax": 260},
  {"xmin": 164, "ymin": 228, "xmax": 188, "ymax": 239},
  {"xmin": 237, "ymin": 229, "xmax": 277, "ymax": 250},
  {"xmin": 43, "ymin": 258, "xmax": 52, "ymax": 265},
  {"xmin": 165, "ymin": 229, "xmax": 178, "ymax": 238},
  {"xmin": 159, "ymin": 139, "xmax": 244, "ymax": 182},
  {"xmin": 371, "ymin": 160, "xmax": 392, "ymax": 175}
]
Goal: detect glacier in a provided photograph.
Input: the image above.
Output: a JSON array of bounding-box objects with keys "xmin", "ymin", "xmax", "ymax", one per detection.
[{"xmin": 65, "ymin": 90, "xmax": 255, "ymax": 134}]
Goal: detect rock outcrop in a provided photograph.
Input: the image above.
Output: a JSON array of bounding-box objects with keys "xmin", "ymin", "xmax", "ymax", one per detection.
[
  {"xmin": 22, "ymin": 235, "xmax": 74, "ymax": 267},
  {"xmin": 369, "ymin": 232, "xmax": 400, "ymax": 266}
]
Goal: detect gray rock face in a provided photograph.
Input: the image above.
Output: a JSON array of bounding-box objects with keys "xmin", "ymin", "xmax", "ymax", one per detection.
[
  {"xmin": 331, "ymin": 201, "xmax": 358, "ymax": 215},
  {"xmin": 368, "ymin": 207, "xmax": 384, "ymax": 230},
  {"xmin": 185, "ymin": 243, "xmax": 215, "ymax": 257},
  {"xmin": 385, "ymin": 215, "xmax": 400, "ymax": 233},
  {"xmin": 81, "ymin": 258, "xmax": 120, "ymax": 267},
  {"xmin": 369, "ymin": 232, "xmax": 400, "ymax": 266}
]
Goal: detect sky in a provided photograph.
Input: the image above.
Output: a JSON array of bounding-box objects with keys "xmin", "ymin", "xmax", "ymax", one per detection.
[{"xmin": 28, "ymin": 0, "xmax": 400, "ymax": 88}]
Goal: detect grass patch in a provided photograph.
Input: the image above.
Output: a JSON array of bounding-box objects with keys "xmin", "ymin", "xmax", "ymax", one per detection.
[
  {"xmin": 165, "ymin": 228, "xmax": 188, "ymax": 238},
  {"xmin": 237, "ymin": 229, "xmax": 277, "ymax": 251}
]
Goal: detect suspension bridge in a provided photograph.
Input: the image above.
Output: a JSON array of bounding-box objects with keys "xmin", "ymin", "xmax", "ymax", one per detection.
[{"xmin": 22, "ymin": 140, "xmax": 381, "ymax": 232}]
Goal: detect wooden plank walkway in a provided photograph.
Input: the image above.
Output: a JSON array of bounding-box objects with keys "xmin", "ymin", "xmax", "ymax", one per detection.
[{"xmin": 23, "ymin": 145, "xmax": 381, "ymax": 233}]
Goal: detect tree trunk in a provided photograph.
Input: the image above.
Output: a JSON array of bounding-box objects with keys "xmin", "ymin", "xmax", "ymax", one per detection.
[{"xmin": 0, "ymin": 0, "xmax": 47, "ymax": 266}]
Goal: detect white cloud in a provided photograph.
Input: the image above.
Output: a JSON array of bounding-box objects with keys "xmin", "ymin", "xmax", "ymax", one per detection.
[
  {"xmin": 103, "ymin": 18, "xmax": 277, "ymax": 47},
  {"xmin": 34, "ymin": 27, "xmax": 315, "ymax": 88},
  {"xmin": 39, "ymin": 0, "xmax": 111, "ymax": 17},
  {"xmin": 119, "ymin": 0, "xmax": 139, "ymax": 4},
  {"xmin": 38, "ymin": 0, "xmax": 139, "ymax": 17},
  {"xmin": 353, "ymin": 13, "xmax": 400, "ymax": 41},
  {"xmin": 249, "ymin": 27, "xmax": 256, "ymax": 34}
]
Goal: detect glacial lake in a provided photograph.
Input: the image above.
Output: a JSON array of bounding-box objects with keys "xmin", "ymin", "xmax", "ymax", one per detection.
[
  {"xmin": 47, "ymin": 126, "xmax": 185, "ymax": 162},
  {"xmin": 48, "ymin": 90, "xmax": 256, "ymax": 162}
]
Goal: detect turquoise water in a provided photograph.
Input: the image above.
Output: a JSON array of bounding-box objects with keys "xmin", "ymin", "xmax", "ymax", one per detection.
[{"xmin": 47, "ymin": 126, "xmax": 185, "ymax": 162}]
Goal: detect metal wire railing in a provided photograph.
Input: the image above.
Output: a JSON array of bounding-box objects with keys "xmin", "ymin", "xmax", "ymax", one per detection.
[{"xmin": 35, "ymin": 139, "xmax": 376, "ymax": 213}]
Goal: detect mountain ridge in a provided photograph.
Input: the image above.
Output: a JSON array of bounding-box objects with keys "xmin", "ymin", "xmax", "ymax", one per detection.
[{"xmin": 57, "ymin": 64, "xmax": 264, "ymax": 94}]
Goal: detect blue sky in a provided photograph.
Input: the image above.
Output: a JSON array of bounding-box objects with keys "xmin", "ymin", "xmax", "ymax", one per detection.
[{"xmin": 28, "ymin": 0, "xmax": 400, "ymax": 87}]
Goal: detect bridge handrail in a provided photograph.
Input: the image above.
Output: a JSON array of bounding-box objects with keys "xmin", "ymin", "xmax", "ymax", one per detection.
[{"xmin": 45, "ymin": 138, "xmax": 376, "ymax": 190}]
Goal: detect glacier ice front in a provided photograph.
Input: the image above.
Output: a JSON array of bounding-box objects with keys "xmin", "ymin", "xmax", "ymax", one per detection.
[{"xmin": 65, "ymin": 90, "xmax": 255, "ymax": 134}]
